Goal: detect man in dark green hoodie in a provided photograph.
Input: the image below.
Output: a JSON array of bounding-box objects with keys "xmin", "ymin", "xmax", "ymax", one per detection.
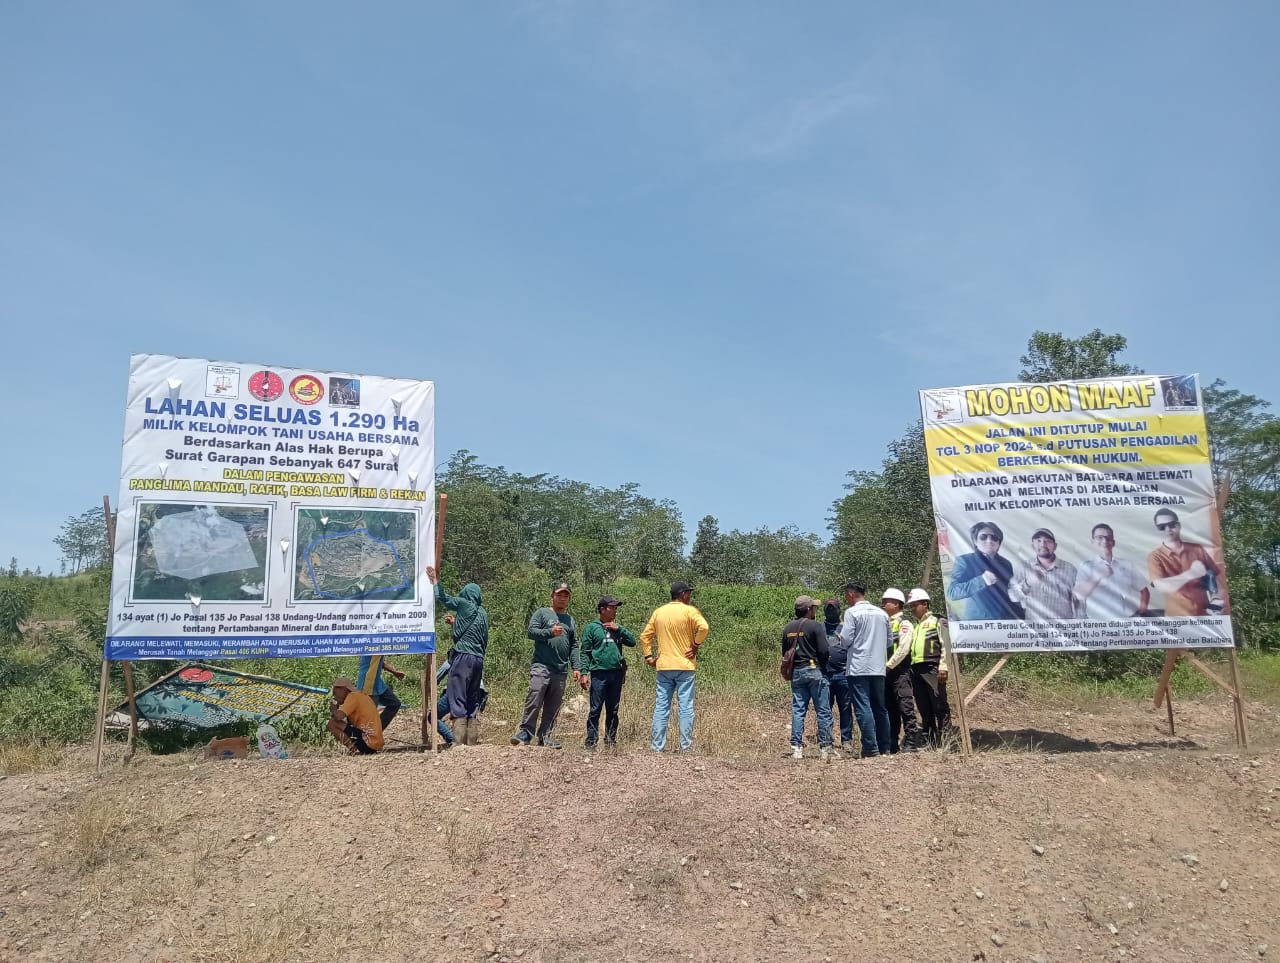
[
  {"xmin": 579, "ymin": 594, "xmax": 637, "ymax": 749},
  {"xmin": 426, "ymin": 565, "xmax": 488, "ymax": 746},
  {"xmin": 512, "ymin": 582, "xmax": 579, "ymax": 748}
]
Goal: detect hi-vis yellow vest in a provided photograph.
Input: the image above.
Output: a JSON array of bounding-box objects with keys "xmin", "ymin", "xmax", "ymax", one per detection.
[{"xmin": 911, "ymin": 614, "xmax": 943, "ymax": 665}]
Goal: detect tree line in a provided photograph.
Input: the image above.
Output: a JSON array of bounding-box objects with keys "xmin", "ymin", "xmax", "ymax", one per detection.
[{"xmin": 26, "ymin": 329, "xmax": 1279, "ymax": 651}]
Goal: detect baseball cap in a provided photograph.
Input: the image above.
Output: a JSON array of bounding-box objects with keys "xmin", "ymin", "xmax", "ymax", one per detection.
[
  {"xmin": 597, "ymin": 594, "xmax": 623, "ymax": 609},
  {"xmin": 552, "ymin": 582, "xmax": 572, "ymax": 595},
  {"xmin": 881, "ymin": 588, "xmax": 906, "ymax": 604},
  {"xmin": 1031, "ymin": 528, "xmax": 1056, "ymax": 541},
  {"xmin": 794, "ymin": 595, "xmax": 820, "ymax": 611},
  {"xmin": 671, "ymin": 580, "xmax": 694, "ymax": 595},
  {"xmin": 823, "ymin": 598, "xmax": 840, "ymax": 614},
  {"xmin": 332, "ymin": 677, "xmax": 356, "ymax": 691},
  {"xmin": 906, "ymin": 588, "xmax": 930, "ymax": 604}
]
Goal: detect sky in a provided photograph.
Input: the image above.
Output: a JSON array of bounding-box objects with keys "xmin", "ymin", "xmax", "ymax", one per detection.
[{"xmin": 2, "ymin": 1, "xmax": 1278, "ymax": 574}]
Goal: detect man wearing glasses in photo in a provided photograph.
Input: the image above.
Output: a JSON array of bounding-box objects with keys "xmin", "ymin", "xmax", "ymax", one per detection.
[
  {"xmin": 1147, "ymin": 510, "xmax": 1227, "ymax": 616},
  {"xmin": 946, "ymin": 521, "xmax": 1021, "ymax": 620},
  {"xmin": 1073, "ymin": 523, "xmax": 1150, "ymax": 618}
]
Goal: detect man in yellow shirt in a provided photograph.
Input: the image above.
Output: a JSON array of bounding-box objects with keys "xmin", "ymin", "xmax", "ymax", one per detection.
[
  {"xmin": 640, "ymin": 580, "xmax": 710, "ymax": 753},
  {"xmin": 326, "ymin": 677, "xmax": 385, "ymax": 755}
]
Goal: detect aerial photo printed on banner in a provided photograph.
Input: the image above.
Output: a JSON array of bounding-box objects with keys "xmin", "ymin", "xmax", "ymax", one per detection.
[
  {"xmin": 106, "ymin": 354, "xmax": 436, "ymax": 661},
  {"xmin": 921, "ymin": 374, "xmax": 1233, "ymax": 653}
]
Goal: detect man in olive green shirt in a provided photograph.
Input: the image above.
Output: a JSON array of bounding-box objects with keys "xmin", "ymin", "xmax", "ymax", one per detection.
[
  {"xmin": 512, "ymin": 582, "xmax": 579, "ymax": 748},
  {"xmin": 578, "ymin": 594, "xmax": 637, "ymax": 749}
]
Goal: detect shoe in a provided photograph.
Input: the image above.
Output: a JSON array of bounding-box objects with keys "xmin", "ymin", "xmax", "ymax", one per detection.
[
  {"xmin": 790, "ymin": 745, "xmax": 804, "ymax": 760},
  {"xmin": 538, "ymin": 737, "xmax": 563, "ymax": 749},
  {"xmin": 583, "ymin": 741, "xmax": 597, "ymax": 751},
  {"xmin": 511, "ymin": 731, "xmax": 531, "ymax": 746},
  {"xmin": 820, "ymin": 747, "xmax": 834, "ymax": 763},
  {"xmin": 438, "ymin": 740, "xmax": 454, "ymax": 751}
]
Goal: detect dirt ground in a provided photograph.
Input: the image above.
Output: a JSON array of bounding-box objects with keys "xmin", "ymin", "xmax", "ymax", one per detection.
[{"xmin": 2, "ymin": 689, "xmax": 1278, "ymax": 963}]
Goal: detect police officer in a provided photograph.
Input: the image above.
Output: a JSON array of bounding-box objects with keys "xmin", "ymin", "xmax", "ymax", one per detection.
[
  {"xmin": 881, "ymin": 588, "xmax": 922, "ymax": 752},
  {"xmin": 906, "ymin": 588, "xmax": 953, "ymax": 748}
]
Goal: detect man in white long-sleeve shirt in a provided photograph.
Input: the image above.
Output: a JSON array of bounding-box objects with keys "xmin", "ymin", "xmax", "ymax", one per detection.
[{"xmin": 837, "ymin": 580, "xmax": 891, "ymax": 757}]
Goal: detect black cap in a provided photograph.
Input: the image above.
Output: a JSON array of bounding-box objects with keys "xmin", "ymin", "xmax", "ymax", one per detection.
[
  {"xmin": 597, "ymin": 595, "xmax": 623, "ymax": 610},
  {"xmin": 671, "ymin": 580, "xmax": 694, "ymax": 596},
  {"xmin": 842, "ymin": 580, "xmax": 866, "ymax": 594},
  {"xmin": 552, "ymin": 582, "xmax": 571, "ymax": 595}
]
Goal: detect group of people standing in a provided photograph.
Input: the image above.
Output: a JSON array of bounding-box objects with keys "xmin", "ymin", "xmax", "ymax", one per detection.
[
  {"xmin": 784, "ymin": 581, "xmax": 955, "ymax": 761},
  {"xmin": 326, "ymin": 575, "xmax": 712, "ymax": 756},
  {"xmin": 324, "ymin": 572, "xmax": 955, "ymax": 761}
]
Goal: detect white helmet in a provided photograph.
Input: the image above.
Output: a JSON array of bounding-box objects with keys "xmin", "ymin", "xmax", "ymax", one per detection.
[
  {"xmin": 906, "ymin": 588, "xmax": 931, "ymax": 604},
  {"xmin": 881, "ymin": 588, "xmax": 906, "ymax": 604}
]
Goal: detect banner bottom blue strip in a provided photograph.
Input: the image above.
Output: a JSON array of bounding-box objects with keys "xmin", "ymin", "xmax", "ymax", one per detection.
[{"xmin": 105, "ymin": 632, "xmax": 436, "ymax": 661}]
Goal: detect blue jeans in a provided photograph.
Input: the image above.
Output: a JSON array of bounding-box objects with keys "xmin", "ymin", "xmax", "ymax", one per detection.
[
  {"xmin": 651, "ymin": 670, "xmax": 695, "ymax": 752},
  {"xmin": 826, "ymin": 672, "xmax": 854, "ymax": 746},
  {"xmin": 848, "ymin": 675, "xmax": 890, "ymax": 757},
  {"xmin": 791, "ymin": 665, "xmax": 833, "ymax": 748}
]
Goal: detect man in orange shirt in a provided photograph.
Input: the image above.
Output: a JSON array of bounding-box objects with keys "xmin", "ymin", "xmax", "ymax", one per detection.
[
  {"xmin": 640, "ymin": 580, "xmax": 710, "ymax": 753},
  {"xmin": 327, "ymin": 677, "xmax": 385, "ymax": 755},
  {"xmin": 1147, "ymin": 510, "xmax": 1225, "ymax": 617}
]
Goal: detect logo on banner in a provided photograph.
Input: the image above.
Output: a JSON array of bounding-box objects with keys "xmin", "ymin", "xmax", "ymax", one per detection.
[
  {"xmin": 289, "ymin": 375, "xmax": 324, "ymax": 405},
  {"xmin": 1159, "ymin": 375, "xmax": 1200, "ymax": 411},
  {"xmin": 922, "ymin": 388, "xmax": 964, "ymax": 424},
  {"xmin": 328, "ymin": 377, "xmax": 361, "ymax": 408},
  {"xmin": 205, "ymin": 365, "xmax": 240, "ymax": 399},
  {"xmin": 248, "ymin": 370, "xmax": 285, "ymax": 402}
]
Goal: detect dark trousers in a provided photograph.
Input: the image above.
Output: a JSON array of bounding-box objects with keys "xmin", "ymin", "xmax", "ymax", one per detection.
[
  {"xmin": 826, "ymin": 672, "xmax": 854, "ymax": 746},
  {"xmin": 886, "ymin": 664, "xmax": 920, "ymax": 752},
  {"xmin": 911, "ymin": 662, "xmax": 953, "ymax": 745},
  {"xmin": 445, "ymin": 652, "xmax": 484, "ymax": 719},
  {"xmin": 519, "ymin": 664, "xmax": 566, "ymax": 740},
  {"xmin": 585, "ymin": 667, "xmax": 625, "ymax": 747},
  {"xmin": 375, "ymin": 684, "xmax": 401, "ymax": 730}
]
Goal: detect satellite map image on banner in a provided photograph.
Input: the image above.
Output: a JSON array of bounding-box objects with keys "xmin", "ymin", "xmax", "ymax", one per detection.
[
  {"xmin": 132, "ymin": 503, "xmax": 270, "ymax": 601},
  {"xmin": 293, "ymin": 508, "xmax": 416, "ymax": 602}
]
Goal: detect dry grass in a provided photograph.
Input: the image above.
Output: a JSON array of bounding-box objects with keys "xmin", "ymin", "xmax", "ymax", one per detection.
[
  {"xmin": 0, "ymin": 740, "xmax": 63, "ymax": 774},
  {"xmin": 63, "ymin": 789, "xmax": 136, "ymax": 870},
  {"xmin": 180, "ymin": 900, "xmax": 347, "ymax": 963},
  {"xmin": 442, "ymin": 812, "xmax": 494, "ymax": 872}
]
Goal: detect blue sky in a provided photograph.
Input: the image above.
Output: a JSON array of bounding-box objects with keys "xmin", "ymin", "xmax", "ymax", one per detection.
[{"xmin": 3, "ymin": 2, "xmax": 1277, "ymax": 573}]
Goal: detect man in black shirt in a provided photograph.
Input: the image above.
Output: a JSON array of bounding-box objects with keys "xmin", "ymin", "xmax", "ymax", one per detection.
[{"xmin": 783, "ymin": 595, "xmax": 833, "ymax": 762}]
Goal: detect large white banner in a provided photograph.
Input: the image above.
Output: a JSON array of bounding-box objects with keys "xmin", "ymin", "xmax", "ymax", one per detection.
[
  {"xmin": 107, "ymin": 354, "xmax": 436, "ymax": 660},
  {"xmin": 920, "ymin": 374, "xmax": 1233, "ymax": 653}
]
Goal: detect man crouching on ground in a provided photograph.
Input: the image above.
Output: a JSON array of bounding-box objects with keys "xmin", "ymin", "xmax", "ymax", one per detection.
[{"xmin": 327, "ymin": 677, "xmax": 385, "ymax": 755}]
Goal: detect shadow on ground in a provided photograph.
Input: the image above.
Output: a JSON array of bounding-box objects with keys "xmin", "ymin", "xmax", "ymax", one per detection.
[{"xmin": 970, "ymin": 727, "xmax": 1202, "ymax": 754}]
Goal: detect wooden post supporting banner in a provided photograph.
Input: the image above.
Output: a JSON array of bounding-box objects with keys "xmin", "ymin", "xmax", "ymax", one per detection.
[
  {"xmin": 947, "ymin": 652, "xmax": 973, "ymax": 756},
  {"xmin": 423, "ymin": 493, "xmax": 447, "ymax": 751},
  {"xmin": 921, "ymin": 531, "xmax": 939, "ymax": 591},
  {"xmin": 93, "ymin": 495, "xmax": 116, "ymax": 774},
  {"xmin": 963, "ymin": 654, "xmax": 1011, "ymax": 708},
  {"xmin": 122, "ymin": 662, "xmax": 138, "ymax": 760},
  {"xmin": 92, "ymin": 657, "xmax": 111, "ymax": 774},
  {"xmin": 1227, "ymin": 648, "xmax": 1249, "ymax": 748}
]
